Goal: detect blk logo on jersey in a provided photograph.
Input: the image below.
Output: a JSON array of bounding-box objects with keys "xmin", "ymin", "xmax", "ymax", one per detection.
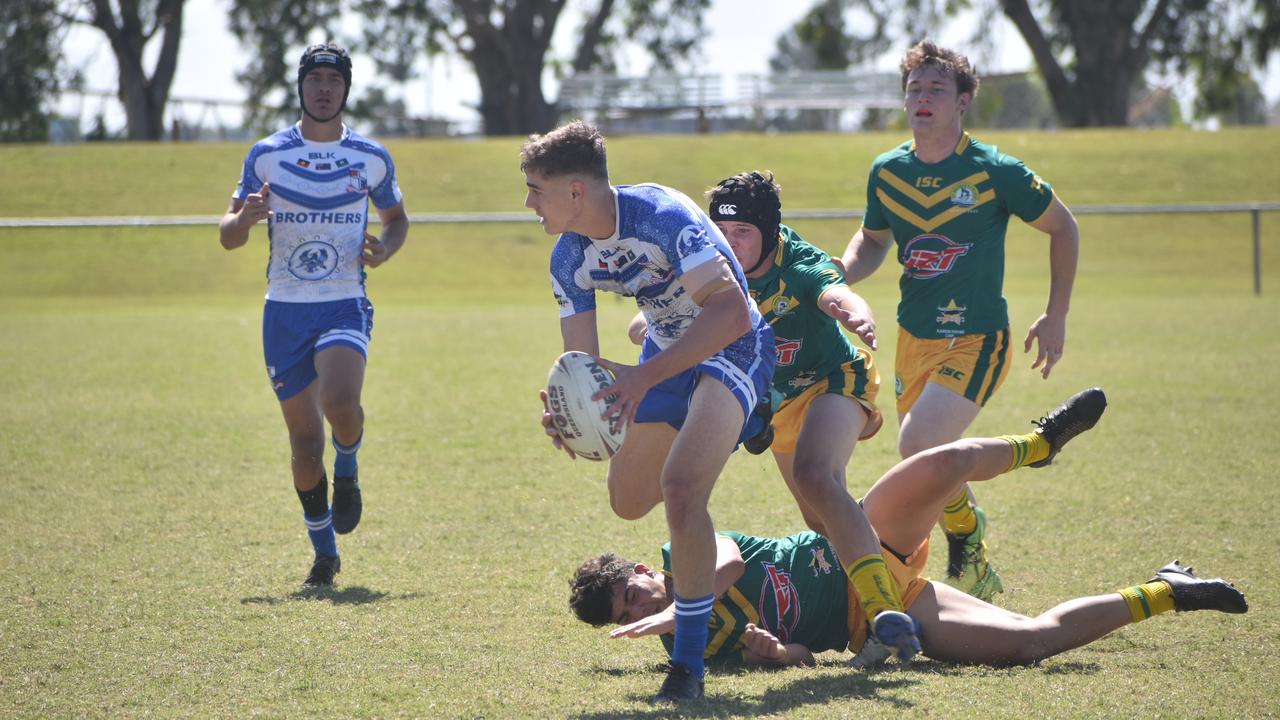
[
  {"xmin": 288, "ymin": 240, "xmax": 339, "ymax": 280},
  {"xmin": 902, "ymin": 234, "xmax": 972, "ymax": 279},
  {"xmin": 758, "ymin": 562, "xmax": 802, "ymax": 643}
]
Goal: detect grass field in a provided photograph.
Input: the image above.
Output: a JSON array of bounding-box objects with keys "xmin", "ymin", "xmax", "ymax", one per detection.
[{"xmin": 2, "ymin": 128, "xmax": 1279, "ymax": 718}]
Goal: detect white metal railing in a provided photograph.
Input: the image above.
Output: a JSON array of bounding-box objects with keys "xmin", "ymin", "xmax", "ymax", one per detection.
[
  {"xmin": 557, "ymin": 71, "xmax": 902, "ymax": 114},
  {"xmin": 1, "ymin": 202, "xmax": 1275, "ymax": 293}
]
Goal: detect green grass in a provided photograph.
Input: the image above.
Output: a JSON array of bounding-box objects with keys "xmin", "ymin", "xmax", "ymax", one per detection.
[{"xmin": 2, "ymin": 129, "xmax": 1280, "ymax": 717}]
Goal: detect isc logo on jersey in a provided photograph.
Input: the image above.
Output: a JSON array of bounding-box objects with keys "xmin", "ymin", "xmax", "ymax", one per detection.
[{"xmin": 902, "ymin": 234, "xmax": 972, "ymax": 279}]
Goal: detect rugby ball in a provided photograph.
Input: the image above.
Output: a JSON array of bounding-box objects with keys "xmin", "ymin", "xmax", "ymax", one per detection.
[{"xmin": 546, "ymin": 351, "xmax": 626, "ymax": 461}]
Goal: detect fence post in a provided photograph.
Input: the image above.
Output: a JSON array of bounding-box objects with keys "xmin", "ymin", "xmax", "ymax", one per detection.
[{"xmin": 1254, "ymin": 208, "xmax": 1262, "ymax": 296}]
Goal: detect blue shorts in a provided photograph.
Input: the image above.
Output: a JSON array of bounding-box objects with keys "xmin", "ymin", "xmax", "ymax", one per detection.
[
  {"xmin": 634, "ymin": 321, "xmax": 775, "ymax": 445},
  {"xmin": 263, "ymin": 297, "xmax": 373, "ymax": 401}
]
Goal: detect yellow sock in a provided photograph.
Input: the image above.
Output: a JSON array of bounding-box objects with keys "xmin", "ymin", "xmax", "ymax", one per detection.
[
  {"xmin": 941, "ymin": 490, "xmax": 977, "ymax": 535},
  {"xmin": 848, "ymin": 554, "xmax": 905, "ymax": 621},
  {"xmin": 998, "ymin": 432, "xmax": 1050, "ymax": 471},
  {"xmin": 1118, "ymin": 581, "xmax": 1177, "ymax": 623}
]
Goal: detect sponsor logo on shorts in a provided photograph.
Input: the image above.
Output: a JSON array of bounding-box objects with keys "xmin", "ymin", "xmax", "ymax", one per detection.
[{"xmin": 288, "ymin": 239, "xmax": 340, "ymax": 280}]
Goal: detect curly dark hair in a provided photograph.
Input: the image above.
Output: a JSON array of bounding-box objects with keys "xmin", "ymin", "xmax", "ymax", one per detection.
[
  {"xmin": 899, "ymin": 40, "xmax": 980, "ymax": 98},
  {"xmin": 569, "ymin": 553, "xmax": 637, "ymax": 627},
  {"xmin": 520, "ymin": 119, "xmax": 609, "ymax": 180}
]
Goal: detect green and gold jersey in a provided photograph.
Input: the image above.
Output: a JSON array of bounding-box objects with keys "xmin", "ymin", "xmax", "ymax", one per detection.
[
  {"xmin": 750, "ymin": 226, "xmax": 859, "ymax": 403},
  {"xmin": 660, "ymin": 531, "xmax": 850, "ymax": 665},
  {"xmin": 862, "ymin": 132, "xmax": 1055, "ymax": 339}
]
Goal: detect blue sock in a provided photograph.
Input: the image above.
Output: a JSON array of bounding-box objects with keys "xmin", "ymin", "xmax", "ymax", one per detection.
[
  {"xmin": 672, "ymin": 593, "xmax": 715, "ymax": 678},
  {"xmin": 332, "ymin": 433, "xmax": 361, "ymax": 478},
  {"xmin": 305, "ymin": 509, "xmax": 338, "ymax": 558}
]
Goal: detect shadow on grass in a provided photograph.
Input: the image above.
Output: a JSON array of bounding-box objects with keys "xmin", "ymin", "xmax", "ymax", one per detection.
[
  {"xmin": 240, "ymin": 586, "xmax": 425, "ymax": 606},
  {"xmin": 574, "ymin": 661, "xmax": 919, "ymax": 718}
]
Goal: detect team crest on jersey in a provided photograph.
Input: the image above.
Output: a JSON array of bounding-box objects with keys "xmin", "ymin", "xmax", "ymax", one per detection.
[
  {"xmin": 950, "ymin": 184, "xmax": 978, "ymax": 207},
  {"xmin": 336, "ymin": 158, "xmax": 349, "ymax": 168},
  {"xmin": 296, "ymin": 159, "xmax": 311, "ymax": 168},
  {"xmin": 675, "ymin": 225, "xmax": 709, "ymax": 259},
  {"xmin": 936, "ymin": 299, "xmax": 966, "ymax": 325},
  {"xmin": 757, "ymin": 562, "xmax": 802, "ymax": 643},
  {"xmin": 288, "ymin": 239, "xmax": 339, "ymax": 280},
  {"xmin": 346, "ymin": 168, "xmax": 368, "ymax": 193},
  {"xmin": 902, "ymin": 234, "xmax": 972, "ymax": 279}
]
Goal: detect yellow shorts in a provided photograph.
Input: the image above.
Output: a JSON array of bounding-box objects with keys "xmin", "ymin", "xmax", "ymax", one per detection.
[
  {"xmin": 771, "ymin": 350, "xmax": 883, "ymax": 455},
  {"xmin": 894, "ymin": 327, "xmax": 1013, "ymax": 416},
  {"xmin": 845, "ymin": 537, "xmax": 931, "ymax": 652}
]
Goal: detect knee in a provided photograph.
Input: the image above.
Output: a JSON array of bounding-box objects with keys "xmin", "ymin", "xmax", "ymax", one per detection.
[
  {"xmin": 321, "ymin": 395, "xmax": 363, "ymax": 427},
  {"xmin": 791, "ymin": 460, "xmax": 838, "ymax": 500},
  {"xmin": 660, "ymin": 476, "xmax": 707, "ymax": 527},
  {"xmin": 917, "ymin": 441, "xmax": 980, "ymax": 480},
  {"xmin": 609, "ymin": 488, "xmax": 656, "ymax": 521},
  {"xmin": 289, "ymin": 432, "xmax": 325, "ymax": 465}
]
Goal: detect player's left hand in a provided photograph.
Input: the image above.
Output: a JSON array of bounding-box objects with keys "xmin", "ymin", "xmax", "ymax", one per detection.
[
  {"xmin": 1024, "ymin": 312, "xmax": 1066, "ymax": 379},
  {"xmin": 608, "ymin": 608, "xmax": 675, "ymax": 639},
  {"xmin": 741, "ymin": 623, "xmax": 789, "ymax": 663},
  {"xmin": 827, "ymin": 300, "xmax": 877, "ymax": 350},
  {"xmin": 591, "ymin": 357, "xmax": 655, "ymax": 430},
  {"xmin": 360, "ymin": 232, "xmax": 389, "ymax": 267}
]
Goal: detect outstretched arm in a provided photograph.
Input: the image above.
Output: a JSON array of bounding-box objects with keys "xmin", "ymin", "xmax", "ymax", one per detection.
[
  {"xmin": 818, "ymin": 284, "xmax": 877, "ymax": 350},
  {"xmin": 609, "ymin": 536, "xmax": 745, "ymax": 639},
  {"xmin": 1024, "ymin": 196, "xmax": 1078, "ymax": 379}
]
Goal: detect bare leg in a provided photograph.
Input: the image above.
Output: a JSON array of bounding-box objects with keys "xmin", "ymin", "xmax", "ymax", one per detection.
[
  {"xmin": 279, "ymin": 383, "xmax": 325, "ymax": 492},
  {"xmin": 606, "ymin": 421, "xmax": 677, "ymax": 520},
  {"xmin": 912, "ymin": 581, "xmax": 1133, "ymax": 665},
  {"xmin": 863, "ymin": 438, "xmax": 1015, "ymax": 556},
  {"xmin": 772, "ymin": 452, "xmax": 827, "ymax": 535},
  {"xmin": 897, "ymin": 383, "xmax": 980, "ymax": 459},
  {"xmin": 774, "ymin": 394, "xmax": 880, "ymax": 563},
  {"xmin": 314, "ymin": 345, "xmax": 365, "ymax": 447},
  {"xmin": 662, "ymin": 378, "xmax": 742, "ymax": 601}
]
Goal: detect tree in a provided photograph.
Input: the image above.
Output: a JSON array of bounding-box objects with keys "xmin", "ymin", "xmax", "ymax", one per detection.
[
  {"xmin": 228, "ymin": 0, "xmax": 346, "ymax": 132},
  {"xmin": 229, "ymin": 0, "xmax": 710, "ymax": 136},
  {"xmin": 1, "ymin": 0, "xmax": 67, "ymax": 141},
  {"xmin": 785, "ymin": 0, "xmax": 1279, "ymax": 127},
  {"xmin": 66, "ymin": 0, "xmax": 186, "ymax": 140}
]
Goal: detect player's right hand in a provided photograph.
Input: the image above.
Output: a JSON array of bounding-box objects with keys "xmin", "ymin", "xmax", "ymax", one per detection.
[
  {"xmin": 609, "ymin": 608, "xmax": 675, "ymax": 639},
  {"xmin": 239, "ymin": 182, "xmax": 271, "ymax": 227},
  {"xmin": 741, "ymin": 623, "xmax": 789, "ymax": 664},
  {"xmin": 539, "ymin": 389, "xmax": 576, "ymax": 460}
]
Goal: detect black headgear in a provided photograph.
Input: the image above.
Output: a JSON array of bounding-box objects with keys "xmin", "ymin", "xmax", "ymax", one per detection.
[
  {"xmin": 297, "ymin": 43, "xmax": 353, "ymax": 122},
  {"xmin": 708, "ymin": 171, "xmax": 782, "ymax": 274}
]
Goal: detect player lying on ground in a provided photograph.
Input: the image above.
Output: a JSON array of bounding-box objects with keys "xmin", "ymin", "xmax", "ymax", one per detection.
[{"xmin": 569, "ymin": 388, "xmax": 1247, "ymax": 670}]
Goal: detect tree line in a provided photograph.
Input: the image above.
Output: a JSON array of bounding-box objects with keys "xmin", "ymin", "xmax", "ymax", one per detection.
[{"xmin": 3, "ymin": 0, "xmax": 1276, "ymax": 141}]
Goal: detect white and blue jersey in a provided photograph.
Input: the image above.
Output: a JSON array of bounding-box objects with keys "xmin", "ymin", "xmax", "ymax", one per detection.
[
  {"xmin": 550, "ymin": 184, "xmax": 774, "ymax": 436},
  {"xmin": 232, "ymin": 123, "xmax": 403, "ymax": 303}
]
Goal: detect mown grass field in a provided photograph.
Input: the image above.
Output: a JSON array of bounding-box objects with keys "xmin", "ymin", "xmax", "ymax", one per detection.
[{"xmin": 2, "ymin": 128, "xmax": 1279, "ymax": 718}]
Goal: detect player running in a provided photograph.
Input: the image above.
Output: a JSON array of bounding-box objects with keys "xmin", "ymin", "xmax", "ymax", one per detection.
[
  {"xmin": 838, "ymin": 41, "xmax": 1082, "ymax": 600},
  {"xmin": 627, "ymin": 171, "xmax": 923, "ymax": 670},
  {"xmin": 571, "ymin": 388, "xmax": 1248, "ymax": 671},
  {"xmin": 219, "ymin": 43, "xmax": 409, "ymax": 587},
  {"xmin": 522, "ymin": 121, "xmax": 916, "ymax": 704}
]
